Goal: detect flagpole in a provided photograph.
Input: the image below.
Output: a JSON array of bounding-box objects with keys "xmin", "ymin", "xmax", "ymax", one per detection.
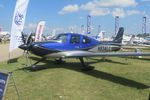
[{"xmin": 7, "ymin": 52, "xmax": 11, "ymax": 64}]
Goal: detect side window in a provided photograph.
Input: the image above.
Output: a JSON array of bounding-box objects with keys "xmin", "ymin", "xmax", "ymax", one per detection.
[
  {"xmin": 53, "ymin": 34, "xmax": 68, "ymax": 43},
  {"xmin": 83, "ymin": 36, "xmax": 91, "ymax": 44},
  {"xmin": 70, "ymin": 35, "xmax": 80, "ymax": 44}
]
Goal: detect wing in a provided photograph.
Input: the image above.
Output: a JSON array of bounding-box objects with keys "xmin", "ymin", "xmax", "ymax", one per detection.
[{"xmin": 45, "ymin": 51, "xmax": 150, "ymax": 58}]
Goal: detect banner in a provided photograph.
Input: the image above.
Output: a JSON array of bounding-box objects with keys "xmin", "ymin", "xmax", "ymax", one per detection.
[
  {"xmin": 0, "ymin": 71, "xmax": 9, "ymax": 100},
  {"xmin": 0, "ymin": 70, "xmax": 21, "ymax": 100},
  {"xmin": 142, "ymin": 16, "xmax": 146, "ymax": 35},
  {"xmin": 9, "ymin": 0, "xmax": 29, "ymax": 52},
  {"xmin": 115, "ymin": 16, "xmax": 119, "ymax": 35},
  {"xmin": 35, "ymin": 21, "xmax": 45, "ymax": 42},
  {"xmin": 87, "ymin": 15, "xmax": 91, "ymax": 34}
]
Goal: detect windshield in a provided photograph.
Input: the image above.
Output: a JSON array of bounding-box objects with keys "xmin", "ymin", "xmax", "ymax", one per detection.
[{"xmin": 52, "ymin": 34, "xmax": 68, "ymax": 43}]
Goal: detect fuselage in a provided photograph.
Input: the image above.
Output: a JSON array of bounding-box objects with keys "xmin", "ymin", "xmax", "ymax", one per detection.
[{"xmin": 19, "ymin": 33, "xmax": 121, "ymax": 57}]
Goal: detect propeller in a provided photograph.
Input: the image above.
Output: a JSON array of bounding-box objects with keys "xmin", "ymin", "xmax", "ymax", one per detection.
[{"xmin": 20, "ymin": 32, "xmax": 34, "ymax": 66}]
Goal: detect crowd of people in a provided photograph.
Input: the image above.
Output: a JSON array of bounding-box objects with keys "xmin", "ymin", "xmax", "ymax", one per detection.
[{"xmin": 0, "ymin": 36, "xmax": 9, "ymax": 44}]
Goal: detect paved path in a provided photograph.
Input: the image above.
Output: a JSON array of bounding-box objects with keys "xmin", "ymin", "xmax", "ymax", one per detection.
[{"xmin": 0, "ymin": 44, "xmax": 23, "ymax": 62}]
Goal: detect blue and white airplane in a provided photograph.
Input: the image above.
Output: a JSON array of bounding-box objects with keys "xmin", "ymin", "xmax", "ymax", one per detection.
[{"xmin": 19, "ymin": 27, "xmax": 150, "ymax": 70}]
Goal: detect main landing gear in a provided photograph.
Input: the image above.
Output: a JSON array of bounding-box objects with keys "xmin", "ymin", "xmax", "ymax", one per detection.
[
  {"xmin": 30, "ymin": 58, "xmax": 65, "ymax": 69},
  {"xmin": 30, "ymin": 57, "xmax": 94, "ymax": 71},
  {"xmin": 79, "ymin": 57, "xmax": 94, "ymax": 71},
  {"xmin": 31, "ymin": 57, "xmax": 46, "ymax": 68},
  {"xmin": 54, "ymin": 58, "xmax": 66, "ymax": 64}
]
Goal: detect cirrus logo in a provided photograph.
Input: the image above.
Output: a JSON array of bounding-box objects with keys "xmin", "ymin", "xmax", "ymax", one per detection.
[{"xmin": 14, "ymin": 11, "xmax": 24, "ymax": 26}]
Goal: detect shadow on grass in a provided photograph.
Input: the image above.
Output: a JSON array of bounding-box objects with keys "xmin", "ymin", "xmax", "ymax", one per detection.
[
  {"xmin": 120, "ymin": 56, "xmax": 150, "ymax": 61},
  {"xmin": 88, "ymin": 58, "xmax": 128, "ymax": 65},
  {"xmin": 7, "ymin": 57, "xmax": 19, "ymax": 64},
  {"xmin": 17, "ymin": 57, "xmax": 149, "ymax": 89}
]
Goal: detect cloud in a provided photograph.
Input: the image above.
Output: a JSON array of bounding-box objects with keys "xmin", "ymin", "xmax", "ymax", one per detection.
[
  {"xmin": 81, "ymin": 0, "xmax": 137, "ymax": 9},
  {"xmin": 0, "ymin": 4, "xmax": 4, "ymax": 8},
  {"xmin": 95, "ymin": 0, "xmax": 138, "ymax": 7},
  {"xmin": 80, "ymin": 0, "xmax": 137, "ymax": 17},
  {"xmin": 79, "ymin": 16, "xmax": 84, "ymax": 19},
  {"xmin": 80, "ymin": 1, "xmax": 97, "ymax": 10},
  {"xmin": 24, "ymin": 24, "xmax": 37, "ymax": 29},
  {"xmin": 90, "ymin": 8, "xmax": 110, "ymax": 16},
  {"xmin": 127, "ymin": 10, "xmax": 140, "ymax": 16},
  {"xmin": 141, "ymin": 11, "xmax": 150, "ymax": 18},
  {"xmin": 54, "ymin": 27, "xmax": 65, "ymax": 31},
  {"xmin": 112, "ymin": 8, "xmax": 125, "ymax": 18},
  {"xmin": 58, "ymin": 4, "xmax": 79, "ymax": 14},
  {"xmin": 58, "ymin": 0, "xmax": 139, "ymax": 17},
  {"xmin": 80, "ymin": 2, "xmax": 110, "ymax": 16},
  {"xmin": 141, "ymin": 0, "xmax": 150, "ymax": 1}
]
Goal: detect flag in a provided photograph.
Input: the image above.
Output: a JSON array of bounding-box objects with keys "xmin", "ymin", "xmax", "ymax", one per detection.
[
  {"xmin": 115, "ymin": 16, "xmax": 119, "ymax": 35},
  {"xmin": 142, "ymin": 16, "xmax": 146, "ymax": 35},
  {"xmin": 35, "ymin": 21, "xmax": 45, "ymax": 42},
  {"xmin": 87, "ymin": 15, "xmax": 91, "ymax": 34},
  {"xmin": 9, "ymin": 0, "xmax": 29, "ymax": 52}
]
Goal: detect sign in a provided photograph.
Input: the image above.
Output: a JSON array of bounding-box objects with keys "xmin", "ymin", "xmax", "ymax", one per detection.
[
  {"xmin": 0, "ymin": 71, "xmax": 9, "ymax": 100},
  {"xmin": 35, "ymin": 21, "xmax": 45, "ymax": 42},
  {"xmin": 9, "ymin": 0, "xmax": 30, "ymax": 52},
  {"xmin": 0, "ymin": 70, "xmax": 21, "ymax": 100}
]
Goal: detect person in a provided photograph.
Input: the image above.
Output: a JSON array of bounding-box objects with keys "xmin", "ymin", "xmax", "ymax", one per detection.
[
  {"xmin": 21, "ymin": 32, "xmax": 26, "ymax": 44},
  {"xmin": 3, "ymin": 36, "xmax": 7, "ymax": 44},
  {"xmin": 0, "ymin": 34, "xmax": 1, "ymax": 43}
]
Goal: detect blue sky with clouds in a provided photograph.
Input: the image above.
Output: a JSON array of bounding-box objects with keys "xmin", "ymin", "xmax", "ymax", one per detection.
[{"xmin": 0, "ymin": 0, "xmax": 150, "ymax": 36}]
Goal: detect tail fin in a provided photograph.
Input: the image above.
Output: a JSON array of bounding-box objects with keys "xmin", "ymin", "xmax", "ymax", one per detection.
[
  {"xmin": 96, "ymin": 31, "xmax": 104, "ymax": 39},
  {"xmin": 113, "ymin": 27, "xmax": 124, "ymax": 43}
]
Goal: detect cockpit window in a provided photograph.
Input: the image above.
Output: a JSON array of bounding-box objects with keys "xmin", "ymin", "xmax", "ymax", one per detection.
[
  {"xmin": 83, "ymin": 36, "xmax": 91, "ymax": 44},
  {"xmin": 52, "ymin": 34, "xmax": 67, "ymax": 43},
  {"xmin": 70, "ymin": 35, "xmax": 80, "ymax": 44}
]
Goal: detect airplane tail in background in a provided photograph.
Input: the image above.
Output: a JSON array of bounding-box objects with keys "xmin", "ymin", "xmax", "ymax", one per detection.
[
  {"xmin": 96, "ymin": 31, "xmax": 104, "ymax": 39},
  {"xmin": 113, "ymin": 27, "xmax": 124, "ymax": 43}
]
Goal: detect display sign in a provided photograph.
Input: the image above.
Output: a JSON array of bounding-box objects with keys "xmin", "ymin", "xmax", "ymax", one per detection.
[
  {"xmin": 0, "ymin": 71, "xmax": 9, "ymax": 100},
  {"xmin": 0, "ymin": 70, "xmax": 21, "ymax": 100}
]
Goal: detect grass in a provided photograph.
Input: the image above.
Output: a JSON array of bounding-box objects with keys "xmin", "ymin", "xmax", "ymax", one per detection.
[{"xmin": 0, "ymin": 52, "xmax": 150, "ymax": 100}]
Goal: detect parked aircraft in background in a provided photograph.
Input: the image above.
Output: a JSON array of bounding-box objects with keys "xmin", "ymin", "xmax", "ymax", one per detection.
[
  {"xmin": 95, "ymin": 31, "xmax": 112, "ymax": 41},
  {"xmin": 46, "ymin": 30, "xmax": 56, "ymax": 40},
  {"xmin": 19, "ymin": 27, "xmax": 150, "ymax": 71},
  {"xmin": 122, "ymin": 35, "xmax": 133, "ymax": 45}
]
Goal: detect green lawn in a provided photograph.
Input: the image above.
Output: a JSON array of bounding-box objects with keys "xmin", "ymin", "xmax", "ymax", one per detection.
[{"xmin": 0, "ymin": 53, "xmax": 150, "ymax": 100}]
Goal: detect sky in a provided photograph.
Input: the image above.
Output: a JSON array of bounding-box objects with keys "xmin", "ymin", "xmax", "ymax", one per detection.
[{"xmin": 0, "ymin": 0, "xmax": 150, "ymax": 37}]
